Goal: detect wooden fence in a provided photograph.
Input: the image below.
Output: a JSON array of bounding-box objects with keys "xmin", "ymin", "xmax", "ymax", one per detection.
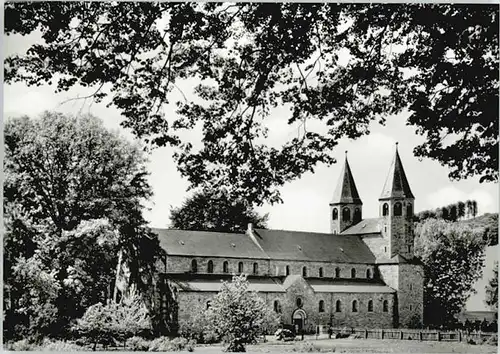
[{"xmin": 329, "ymin": 327, "xmax": 496, "ymax": 343}]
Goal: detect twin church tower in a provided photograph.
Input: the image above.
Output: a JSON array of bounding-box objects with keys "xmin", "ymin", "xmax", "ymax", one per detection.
[{"xmin": 329, "ymin": 143, "xmax": 416, "ymax": 260}]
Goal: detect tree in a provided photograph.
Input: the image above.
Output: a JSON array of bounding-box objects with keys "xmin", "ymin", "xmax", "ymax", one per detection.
[
  {"xmin": 449, "ymin": 205, "xmax": 458, "ymax": 222},
  {"xmin": 457, "ymin": 201, "xmax": 466, "ymax": 220},
  {"xmin": 414, "ymin": 218, "xmax": 487, "ymax": 328},
  {"xmin": 73, "ymin": 291, "xmax": 151, "ymax": 350},
  {"xmin": 204, "ymin": 275, "xmax": 279, "ymax": 352},
  {"xmin": 466, "ymin": 200, "xmax": 473, "ymax": 219},
  {"xmin": 170, "ymin": 189, "xmax": 268, "ymax": 233},
  {"xmin": 485, "ymin": 262, "xmax": 498, "ymax": 311},
  {"xmin": 3, "ymin": 112, "xmax": 159, "ymax": 338},
  {"xmin": 5, "ymin": 3, "xmax": 498, "ymax": 206},
  {"xmin": 472, "ymin": 200, "xmax": 479, "ymax": 218}
]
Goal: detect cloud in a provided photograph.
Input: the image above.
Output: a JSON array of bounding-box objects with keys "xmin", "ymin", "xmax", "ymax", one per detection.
[{"xmin": 426, "ymin": 186, "xmax": 497, "ymax": 214}]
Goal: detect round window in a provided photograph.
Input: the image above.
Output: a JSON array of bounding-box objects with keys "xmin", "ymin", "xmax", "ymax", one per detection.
[{"xmin": 296, "ymin": 298, "xmax": 303, "ymax": 307}]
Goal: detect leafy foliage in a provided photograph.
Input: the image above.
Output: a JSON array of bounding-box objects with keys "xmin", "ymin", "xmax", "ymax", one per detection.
[
  {"xmin": 204, "ymin": 274, "xmax": 279, "ymax": 352},
  {"xmin": 4, "ymin": 3, "xmax": 498, "ymax": 205},
  {"xmin": 3, "ymin": 112, "xmax": 158, "ymax": 339},
  {"xmin": 485, "ymin": 261, "xmax": 498, "ymax": 311},
  {"xmin": 170, "ymin": 189, "xmax": 268, "ymax": 232},
  {"xmin": 73, "ymin": 291, "xmax": 151, "ymax": 350},
  {"xmin": 414, "ymin": 199, "xmax": 478, "ymax": 222},
  {"xmin": 414, "ymin": 218, "xmax": 487, "ymax": 328}
]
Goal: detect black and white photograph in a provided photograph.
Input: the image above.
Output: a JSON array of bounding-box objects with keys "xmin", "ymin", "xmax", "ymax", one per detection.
[{"xmin": 2, "ymin": 2, "xmax": 499, "ymax": 352}]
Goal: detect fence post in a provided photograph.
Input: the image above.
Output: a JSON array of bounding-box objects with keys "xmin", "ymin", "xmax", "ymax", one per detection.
[
  {"xmin": 365, "ymin": 329, "xmax": 368, "ymax": 339},
  {"xmin": 381, "ymin": 329, "xmax": 384, "ymax": 340},
  {"xmin": 419, "ymin": 331, "xmax": 422, "ymax": 341},
  {"xmin": 458, "ymin": 330, "xmax": 461, "ymax": 342},
  {"xmin": 400, "ymin": 330, "xmax": 403, "ymax": 340},
  {"xmin": 437, "ymin": 331, "xmax": 441, "ymax": 342}
]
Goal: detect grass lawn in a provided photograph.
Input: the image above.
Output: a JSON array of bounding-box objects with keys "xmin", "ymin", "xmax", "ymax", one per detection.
[{"xmin": 194, "ymin": 338, "xmax": 497, "ymax": 353}]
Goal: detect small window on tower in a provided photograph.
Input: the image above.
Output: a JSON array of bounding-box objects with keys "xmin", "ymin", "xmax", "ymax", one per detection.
[
  {"xmin": 332, "ymin": 208, "xmax": 338, "ymax": 220},
  {"xmin": 407, "ymin": 245, "xmax": 411, "ymax": 253},
  {"xmin": 354, "ymin": 208, "xmax": 361, "ymax": 222},
  {"xmin": 383, "ymin": 203, "xmax": 389, "ymax": 216},
  {"xmin": 342, "ymin": 208, "xmax": 351, "ymax": 222},
  {"xmin": 407, "ymin": 204, "xmax": 413, "ymax": 220},
  {"xmin": 394, "ymin": 202, "xmax": 402, "ymax": 216}
]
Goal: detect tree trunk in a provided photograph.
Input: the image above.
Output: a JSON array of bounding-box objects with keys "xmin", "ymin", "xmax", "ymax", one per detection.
[{"xmin": 114, "ymin": 249, "xmax": 123, "ymax": 302}]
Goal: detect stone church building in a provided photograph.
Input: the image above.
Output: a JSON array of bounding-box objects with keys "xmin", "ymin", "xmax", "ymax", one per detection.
[{"xmin": 151, "ymin": 145, "xmax": 424, "ymax": 333}]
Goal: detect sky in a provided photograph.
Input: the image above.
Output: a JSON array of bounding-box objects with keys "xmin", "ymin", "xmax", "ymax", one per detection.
[{"xmin": 3, "ymin": 28, "xmax": 498, "ymax": 312}]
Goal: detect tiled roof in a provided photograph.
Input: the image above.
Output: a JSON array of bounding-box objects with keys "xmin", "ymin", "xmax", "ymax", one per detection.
[
  {"xmin": 153, "ymin": 228, "xmax": 269, "ymax": 259},
  {"xmin": 331, "ymin": 156, "xmax": 363, "ymax": 205},
  {"xmin": 341, "ymin": 218, "xmax": 381, "ymax": 235},
  {"xmin": 380, "ymin": 147, "xmax": 414, "ymax": 200},
  {"xmin": 308, "ymin": 278, "xmax": 395, "ymax": 293},
  {"xmin": 252, "ymin": 229, "xmax": 375, "ymax": 263}
]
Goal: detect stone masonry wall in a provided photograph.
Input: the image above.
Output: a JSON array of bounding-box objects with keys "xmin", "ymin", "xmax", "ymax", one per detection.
[
  {"xmin": 397, "ymin": 264, "xmax": 424, "ymax": 328},
  {"xmin": 166, "ymin": 255, "xmax": 271, "ymax": 275},
  {"xmin": 361, "ymin": 235, "xmax": 388, "ymax": 260}
]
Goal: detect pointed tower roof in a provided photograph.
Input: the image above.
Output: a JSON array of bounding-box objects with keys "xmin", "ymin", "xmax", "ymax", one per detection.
[
  {"xmin": 330, "ymin": 152, "xmax": 362, "ymax": 205},
  {"xmin": 380, "ymin": 143, "xmax": 415, "ymax": 200}
]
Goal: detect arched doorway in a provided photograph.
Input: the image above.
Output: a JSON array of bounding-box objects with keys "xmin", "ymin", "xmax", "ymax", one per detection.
[{"xmin": 292, "ymin": 309, "xmax": 307, "ymax": 332}]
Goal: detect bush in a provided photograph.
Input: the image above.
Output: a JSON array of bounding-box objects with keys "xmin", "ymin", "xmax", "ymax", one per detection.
[
  {"xmin": 148, "ymin": 336, "xmax": 194, "ymax": 352},
  {"xmin": 127, "ymin": 336, "xmax": 151, "ymax": 351},
  {"xmin": 38, "ymin": 339, "xmax": 87, "ymax": 351},
  {"xmin": 486, "ymin": 334, "xmax": 498, "ymax": 346},
  {"xmin": 291, "ymin": 341, "xmax": 334, "ymax": 352},
  {"xmin": 5, "ymin": 339, "xmax": 37, "ymax": 351}
]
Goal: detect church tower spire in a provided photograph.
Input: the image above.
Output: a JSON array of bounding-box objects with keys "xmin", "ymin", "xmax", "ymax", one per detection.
[
  {"xmin": 330, "ymin": 152, "xmax": 363, "ymax": 234},
  {"xmin": 379, "ymin": 143, "xmax": 415, "ymax": 258}
]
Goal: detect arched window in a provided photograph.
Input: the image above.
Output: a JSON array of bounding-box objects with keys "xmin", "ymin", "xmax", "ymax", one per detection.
[
  {"xmin": 302, "ymin": 266, "xmax": 307, "ymax": 277},
  {"xmin": 368, "ymin": 300, "xmax": 373, "ymax": 312},
  {"xmin": 296, "ymin": 297, "xmax": 303, "ymax": 307},
  {"xmin": 383, "ymin": 203, "xmax": 389, "ymax": 216},
  {"xmin": 274, "ymin": 300, "xmax": 282, "ymax": 313},
  {"xmin": 319, "ymin": 267, "xmax": 323, "ymax": 278},
  {"xmin": 354, "ymin": 208, "xmax": 361, "ymax": 223},
  {"xmin": 352, "ymin": 300, "xmax": 358, "ymax": 312},
  {"xmin": 191, "ymin": 259, "xmax": 198, "ymax": 273},
  {"xmin": 207, "ymin": 260, "xmax": 214, "ymax": 273},
  {"xmin": 342, "ymin": 207, "xmax": 351, "ymax": 222},
  {"xmin": 319, "ymin": 300, "xmax": 325, "ymax": 313},
  {"xmin": 335, "ymin": 267, "xmax": 340, "ymax": 278},
  {"xmin": 253, "ymin": 262, "xmax": 258, "ymax": 275},
  {"xmin": 366, "ymin": 268, "xmax": 371, "ymax": 279},
  {"xmin": 394, "ymin": 202, "xmax": 402, "ymax": 216},
  {"xmin": 383, "ymin": 300, "xmax": 389, "ymax": 312},
  {"xmin": 223, "ymin": 261, "xmax": 229, "ymax": 273},
  {"xmin": 332, "ymin": 208, "xmax": 338, "ymax": 220},
  {"xmin": 206, "ymin": 301, "xmax": 211, "ymax": 310},
  {"xmin": 238, "ymin": 262, "xmax": 244, "ymax": 274},
  {"xmin": 335, "ymin": 300, "xmax": 342, "ymax": 312},
  {"xmin": 407, "ymin": 204, "xmax": 413, "ymax": 219},
  {"xmin": 351, "ymin": 268, "xmax": 356, "ymax": 278},
  {"xmin": 286, "ymin": 265, "xmax": 290, "ymax": 276}
]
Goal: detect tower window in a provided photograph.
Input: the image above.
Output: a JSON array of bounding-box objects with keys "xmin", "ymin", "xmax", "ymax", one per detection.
[
  {"xmin": 206, "ymin": 300, "xmax": 211, "ymax": 310},
  {"xmin": 302, "ymin": 266, "xmax": 308, "ymax": 277},
  {"xmin": 223, "ymin": 261, "xmax": 229, "ymax": 273},
  {"xmin": 368, "ymin": 300, "xmax": 373, "ymax": 312},
  {"xmin": 253, "ymin": 262, "xmax": 258, "ymax": 275},
  {"xmin": 394, "ymin": 202, "xmax": 402, "ymax": 216},
  {"xmin": 274, "ymin": 300, "xmax": 282, "ymax": 313},
  {"xmin": 336, "ymin": 300, "xmax": 342, "ymax": 312},
  {"xmin": 238, "ymin": 261, "xmax": 244, "ymax": 274},
  {"xmin": 296, "ymin": 297, "xmax": 303, "ymax": 307},
  {"xmin": 319, "ymin": 267, "xmax": 324, "ymax": 278},
  {"xmin": 407, "ymin": 245, "xmax": 411, "ymax": 253},
  {"xmin": 342, "ymin": 207, "xmax": 351, "ymax": 222},
  {"xmin": 383, "ymin": 300, "xmax": 389, "ymax": 312},
  {"xmin": 407, "ymin": 204, "xmax": 413, "ymax": 219},
  {"xmin": 366, "ymin": 269, "xmax": 371, "ymax": 279},
  {"xmin": 332, "ymin": 208, "xmax": 338, "ymax": 220},
  {"xmin": 319, "ymin": 300, "xmax": 325, "ymax": 313},
  {"xmin": 354, "ymin": 208, "xmax": 361, "ymax": 223},
  {"xmin": 335, "ymin": 267, "xmax": 340, "ymax": 278},
  {"xmin": 352, "ymin": 300, "xmax": 358, "ymax": 312},
  {"xmin": 383, "ymin": 203, "xmax": 389, "ymax": 216},
  {"xmin": 207, "ymin": 260, "xmax": 214, "ymax": 273},
  {"xmin": 351, "ymin": 268, "xmax": 356, "ymax": 278},
  {"xmin": 191, "ymin": 259, "xmax": 198, "ymax": 273},
  {"xmin": 286, "ymin": 265, "xmax": 290, "ymax": 276}
]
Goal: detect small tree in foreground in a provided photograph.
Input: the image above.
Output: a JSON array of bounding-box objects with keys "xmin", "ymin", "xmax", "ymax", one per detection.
[
  {"xmin": 73, "ymin": 291, "xmax": 151, "ymax": 350},
  {"xmin": 204, "ymin": 275, "xmax": 279, "ymax": 352},
  {"xmin": 485, "ymin": 262, "xmax": 498, "ymax": 312}
]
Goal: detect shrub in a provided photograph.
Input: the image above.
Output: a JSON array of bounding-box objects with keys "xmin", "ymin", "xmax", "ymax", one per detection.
[
  {"xmin": 5, "ymin": 339, "xmax": 36, "ymax": 351},
  {"xmin": 148, "ymin": 336, "xmax": 194, "ymax": 352},
  {"xmin": 127, "ymin": 336, "xmax": 150, "ymax": 351},
  {"xmin": 291, "ymin": 341, "xmax": 329, "ymax": 352},
  {"xmin": 486, "ymin": 334, "xmax": 498, "ymax": 346},
  {"xmin": 38, "ymin": 338, "xmax": 87, "ymax": 351}
]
